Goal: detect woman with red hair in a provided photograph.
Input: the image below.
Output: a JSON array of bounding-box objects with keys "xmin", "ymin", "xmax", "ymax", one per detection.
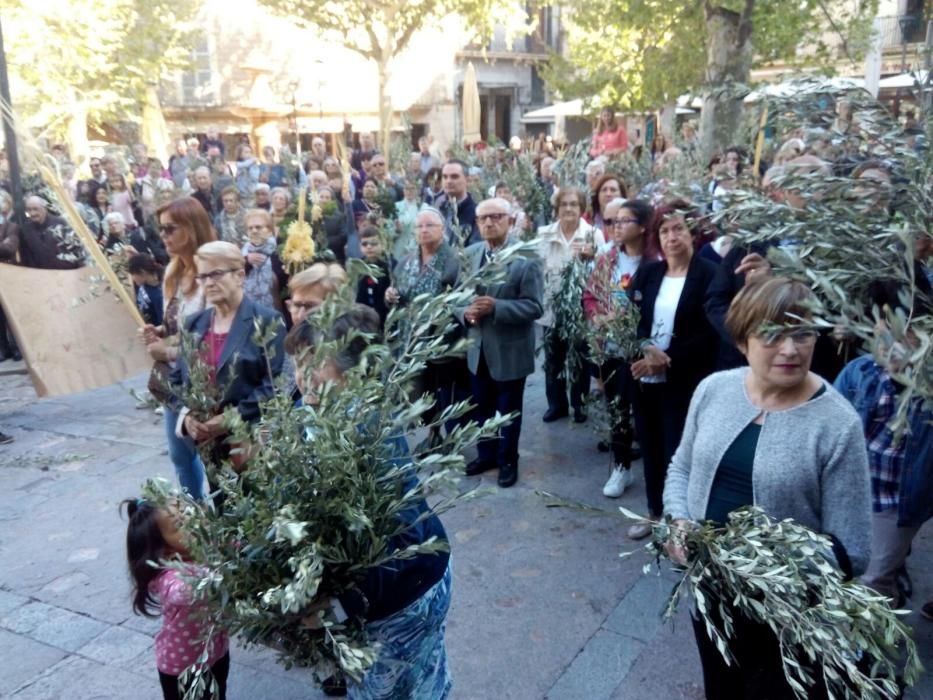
[
  {"xmin": 142, "ymin": 197, "xmax": 217, "ymax": 499},
  {"xmin": 625, "ymin": 199, "xmax": 718, "ymax": 539}
]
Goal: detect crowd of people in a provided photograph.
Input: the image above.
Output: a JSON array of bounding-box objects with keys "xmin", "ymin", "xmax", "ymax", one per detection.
[{"xmin": 0, "ymin": 91, "xmax": 931, "ymax": 699}]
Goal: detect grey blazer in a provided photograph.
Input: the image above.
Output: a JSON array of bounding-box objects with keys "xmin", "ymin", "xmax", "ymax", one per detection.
[{"xmin": 456, "ymin": 242, "xmax": 543, "ymax": 382}]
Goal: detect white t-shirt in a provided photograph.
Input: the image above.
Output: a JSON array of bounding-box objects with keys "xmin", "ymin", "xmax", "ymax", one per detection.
[
  {"xmin": 612, "ymin": 251, "xmax": 641, "ymax": 288},
  {"xmin": 642, "ymin": 275, "xmax": 686, "ymax": 384}
]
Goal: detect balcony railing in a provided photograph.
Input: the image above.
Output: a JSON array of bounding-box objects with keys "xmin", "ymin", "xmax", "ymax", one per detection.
[{"xmin": 876, "ymin": 14, "xmax": 928, "ymax": 50}]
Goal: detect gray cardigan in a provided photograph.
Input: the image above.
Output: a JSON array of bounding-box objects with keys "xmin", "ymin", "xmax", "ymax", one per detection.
[{"xmin": 663, "ymin": 368, "xmax": 872, "ymax": 576}]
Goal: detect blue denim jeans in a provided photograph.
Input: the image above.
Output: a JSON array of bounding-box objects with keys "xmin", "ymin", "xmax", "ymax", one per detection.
[{"xmin": 163, "ymin": 407, "xmax": 206, "ymax": 500}]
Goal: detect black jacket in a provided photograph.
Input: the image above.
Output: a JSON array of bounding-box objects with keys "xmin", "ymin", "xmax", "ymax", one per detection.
[
  {"xmin": 704, "ymin": 242, "xmax": 772, "ymax": 370},
  {"xmin": 19, "ymin": 215, "xmax": 83, "ymax": 270},
  {"xmin": 432, "ymin": 192, "xmax": 480, "ymax": 247},
  {"xmin": 704, "ymin": 242, "xmax": 856, "ymax": 382},
  {"xmin": 629, "ymin": 255, "xmax": 719, "ymax": 401},
  {"xmin": 169, "ymin": 296, "xmax": 286, "ymax": 423},
  {"xmin": 0, "ymin": 220, "xmax": 20, "ymax": 263}
]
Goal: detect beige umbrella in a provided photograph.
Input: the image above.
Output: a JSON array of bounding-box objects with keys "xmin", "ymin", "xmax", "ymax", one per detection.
[
  {"xmin": 141, "ymin": 85, "xmax": 171, "ymax": 164},
  {"xmin": 462, "ymin": 62, "xmax": 481, "ymax": 145}
]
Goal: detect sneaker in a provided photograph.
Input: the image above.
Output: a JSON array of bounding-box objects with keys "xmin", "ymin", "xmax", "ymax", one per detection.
[
  {"xmin": 627, "ymin": 521, "xmax": 653, "ymax": 540},
  {"xmin": 0, "ymin": 432, "xmax": 13, "ymax": 445},
  {"xmin": 602, "ymin": 466, "xmax": 633, "ymax": 498}
]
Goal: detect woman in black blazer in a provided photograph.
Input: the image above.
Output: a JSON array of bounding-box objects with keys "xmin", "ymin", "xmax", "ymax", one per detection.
[{"xmin": 626, "ymin": 199, "xmax": 718, "ymax": 538}]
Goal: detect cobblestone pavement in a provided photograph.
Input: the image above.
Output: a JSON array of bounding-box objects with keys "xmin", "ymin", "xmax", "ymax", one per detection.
[{"xmin": 0, "ymin": 365, "xmax": 930, "ymax": 699}]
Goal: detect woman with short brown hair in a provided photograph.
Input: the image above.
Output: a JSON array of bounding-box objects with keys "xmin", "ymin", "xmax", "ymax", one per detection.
[{"xmin": 663, "ymin": 276, "xmax": 871, "ymax": 699}]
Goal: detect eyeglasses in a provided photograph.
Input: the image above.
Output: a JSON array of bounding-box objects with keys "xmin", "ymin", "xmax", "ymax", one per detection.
[
  {"xmin": 158, "ymin": 223, "xmax": 179, "ymax": 235},
  {"xmin": 608, "ymin": 217, "xmax": 639, "ymax": 227},
  {"xmin": 477, "ymin": 212, "xmax": 509, "ymax": 223},
  {"xmin": 759, "ymin": 329, "xmax": 819, "ymax": 348},
  {"xmin": 195, "ymin": 269, "xmax": 237, "ymax": 284}
]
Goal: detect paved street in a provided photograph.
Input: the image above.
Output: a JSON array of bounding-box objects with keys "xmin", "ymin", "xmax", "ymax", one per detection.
[{"xmin": 1, "ymin": 363, "xmax": 931, "ymax": 699}]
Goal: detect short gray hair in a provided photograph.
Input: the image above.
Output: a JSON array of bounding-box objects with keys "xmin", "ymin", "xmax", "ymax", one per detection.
[
  {"xmin": 417, "ymin": 205, "xmax": 445, "ymax": 227},
  {"xmin": 104, "ymin": 211, "xmax": 125, "ymax": 226},
  {"xmin": 270, "ymin": 186, "xmax": 291, "ymax": 204},
  {"xmin": 477, "ymin": 197, "xmax": 511, "ymax": 214}
]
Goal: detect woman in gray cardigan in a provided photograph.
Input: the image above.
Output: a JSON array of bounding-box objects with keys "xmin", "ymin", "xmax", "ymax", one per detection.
[{"xmin": 663, "ymin": 276, "xmax": 871, "ymax": 700}]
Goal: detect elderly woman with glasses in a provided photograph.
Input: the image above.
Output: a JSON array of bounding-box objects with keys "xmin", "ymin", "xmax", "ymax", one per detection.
[
  {"xmin": 168, "ymin": 241, "xmax": 286, "ymax": 471},
  {"xmin": 662, "ymin": 276, "xmax": 871, "ymax": 700},
  {"xmin": 536, "ymin": 186, "xmax": 605, "ymax": 423},
  {"xmin": 385, "ymin": 207, "xmax": 463, "ymax": 451}
]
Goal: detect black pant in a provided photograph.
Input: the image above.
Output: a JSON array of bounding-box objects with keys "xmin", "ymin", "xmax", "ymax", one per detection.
[
  {"xmin": 692, "ymin": 605, "xmax": 833, "ymax": 700},
  {"xmin": 471, "ymin": 352, "xmax": 527, "ymax": 466},
  {"xmin": 419, "ymin": 358, "xmax": 471, "ymax": 435},
  {"xmin": 159, "ymin": 651, "xmax": 230, "ymax": 700},
  {"xmin": 600, "ymin": 359, "xmax": 634, "ymax": 466},
  {"xmin": 543, "ymin": 331, "xmax": 589, "ymax": 412},
  {"xmin": 632, "ymin": 381, "xmax": 689, "ymax": 517}
]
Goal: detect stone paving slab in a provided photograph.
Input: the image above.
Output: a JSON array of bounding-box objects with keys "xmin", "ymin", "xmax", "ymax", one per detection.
[
  {"xmin": 545, "ymin": 628, "xmax": 645, "ymax": 700},
  {"xmin": 76, "ymin": 625, "xmax": 154, "ymax": 666},
  {"xmin": 0, "ymin": 629, "xmax": 67, "ymax": 696},
  {"xmin": 0, "ymin": 600, "xmax": 109, "ymax": 652},
  {"xmin": 9, "ymin": 655, "xmax": 164, "ymax": 699}
]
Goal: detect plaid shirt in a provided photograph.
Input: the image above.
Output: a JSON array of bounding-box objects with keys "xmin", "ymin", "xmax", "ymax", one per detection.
[{"xmin": 865, "ymin": 372, "xmax": 905, "ymax": 512}]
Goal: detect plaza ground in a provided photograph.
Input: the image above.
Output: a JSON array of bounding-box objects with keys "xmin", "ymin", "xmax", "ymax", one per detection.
[{"xmin": 0, "ymin": 362, "xmax": 931, "ymax": 699}]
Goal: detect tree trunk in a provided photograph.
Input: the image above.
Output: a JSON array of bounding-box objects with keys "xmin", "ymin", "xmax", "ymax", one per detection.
[
  {"xmin": 699, "ymin": 1, "xmax": 754, "ymax": 160},
  {"xmin": 376, "ymin": 52, "xmax": 393, "ymax": 155},
  {"xmin": 67, "ymin": 94, "xmax": 90, "ymax": 168}
]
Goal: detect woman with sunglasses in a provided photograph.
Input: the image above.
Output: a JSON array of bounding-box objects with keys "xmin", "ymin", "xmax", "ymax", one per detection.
[
  {"xmin": 142, "ymin": 197, "xmax": 217, "ymax": 499},
  {"xmin": 167, "ymin": 241, "xmax": 286, "ymax": 475},
  {"xmin": 662, "ymin": 276, "xmax": 871, "ymax": 700}
]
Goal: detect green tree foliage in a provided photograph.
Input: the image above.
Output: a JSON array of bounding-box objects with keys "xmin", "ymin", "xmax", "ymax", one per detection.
[
  {"xmin": 2, "ymin": 0, "xmax": 200, "ymax": 145},
  {"xmin": 546, "ymin": 1, "xmax": 878, "ymax": 153},
  {"xmin": 256, "ymin": 0, "xmax": 531, "ymax": 151}
]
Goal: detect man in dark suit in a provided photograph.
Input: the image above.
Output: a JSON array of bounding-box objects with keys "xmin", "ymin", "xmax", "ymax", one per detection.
[{"xmin": 457, "ymin": 197, "xmax": 543, "ymax": 487}]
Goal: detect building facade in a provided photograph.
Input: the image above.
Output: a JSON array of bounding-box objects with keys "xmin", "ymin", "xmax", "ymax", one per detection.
[{"xmin": 157, "ymin": 0, "xmax": 561, "ymax": 159}]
